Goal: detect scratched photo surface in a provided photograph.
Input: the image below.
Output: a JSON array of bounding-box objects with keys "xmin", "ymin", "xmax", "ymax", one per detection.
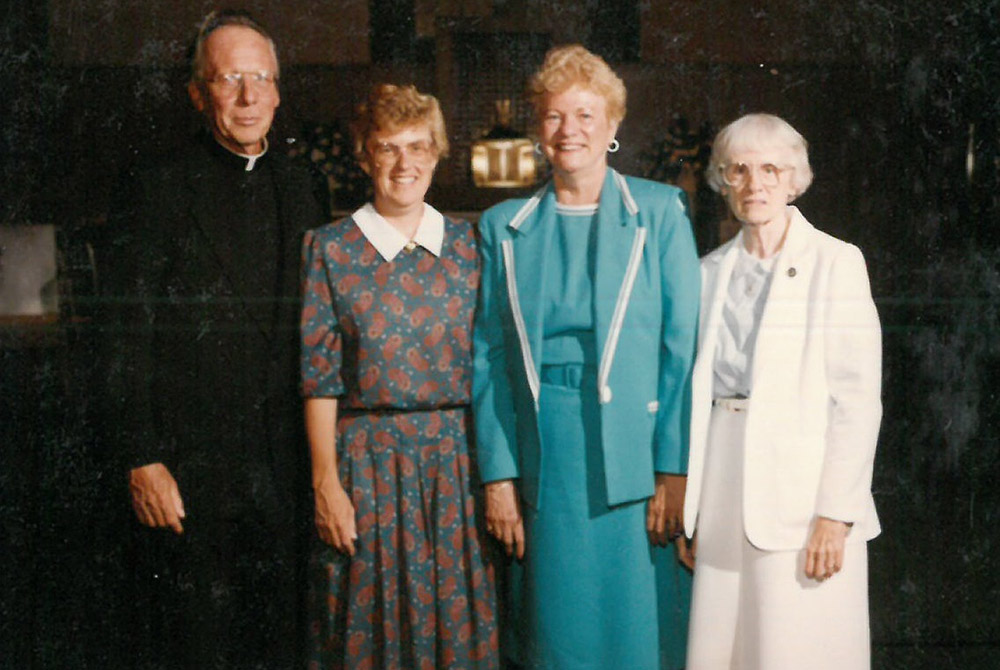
[{"xmin": 2, "ymin": 2, "xmax": 998, "ymax": 668}]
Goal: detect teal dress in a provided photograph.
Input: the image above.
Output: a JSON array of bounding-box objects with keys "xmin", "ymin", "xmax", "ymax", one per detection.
[{"xmin": 504, "ymin": 204, "xmax": 691, "ymax": 669}]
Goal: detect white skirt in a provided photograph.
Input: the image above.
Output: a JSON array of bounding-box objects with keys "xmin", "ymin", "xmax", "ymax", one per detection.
[{"xmin": 687, "ymin": 404, "xmax": 871, "ymax": 670}]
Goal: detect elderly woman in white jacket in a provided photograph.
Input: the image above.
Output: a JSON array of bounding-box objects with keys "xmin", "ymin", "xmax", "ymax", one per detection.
[{"xmin": 680, "ymin": 113, "xmax": 882, "ymax": 670}]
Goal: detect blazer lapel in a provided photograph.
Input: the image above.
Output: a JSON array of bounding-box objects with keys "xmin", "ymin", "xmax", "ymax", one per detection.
[
  {"xmin": 593, "ymin": 170, "xmax": 635, "ymax": 359},
  {"xmin": 592, "ymin": 170, "xmax": 645, "ymax": 399},
  {"xmin": 503, "ymin": 185, "xmax": 556, "ymax": 406},
  {"xmin": 691, "ymin": 234, "xmax": 741, "ymax": 395},
  {"xmin": 699, "ymin": 234, "xmax": 742, "ymax": 352},
  {"xmin": 749, "ymin": 207, "xmax": 815, "ymax": 391},
  {"xmin": 685, "ymin": 234, "xmax": 740, "ymax": 534}
]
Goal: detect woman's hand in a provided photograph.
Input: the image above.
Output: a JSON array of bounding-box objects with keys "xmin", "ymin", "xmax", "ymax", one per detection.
[
  {"xmin": 647, "ymin": 473, "xmax": 686, "ymax": 546},
  {"xmin": 804, "ymin": 516, "xmax": 851, "ymax": 581},
  {"xmin": 484, "ymin": 480, "xmax": 525, "ymax": 559},
  {"xmin": 314, "ymin": 479, "xmax": 357, "ymax": 556},
  {"xmin": 305, "ymin": 397, "xmax": 356, "ymax": 554},
  {"xmin": 676, "ymin": 534, "xmax": 697, "ymax": 571}
]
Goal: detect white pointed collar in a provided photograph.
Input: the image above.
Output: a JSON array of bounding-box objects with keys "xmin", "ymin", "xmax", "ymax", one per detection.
[{"xmin": 352, "ymin": 202, "xmax": 445, "ymax": 262}]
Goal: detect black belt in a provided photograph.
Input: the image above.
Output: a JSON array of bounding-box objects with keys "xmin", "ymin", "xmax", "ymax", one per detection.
[{"xmin": 339, "ymin": 404, "xmax": 468, "ymax": 417}]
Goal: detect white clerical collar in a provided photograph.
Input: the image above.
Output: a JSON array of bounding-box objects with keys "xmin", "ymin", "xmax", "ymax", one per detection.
[
  {"xmin": 352, "ymin": 202, "xmax": 445, "ymax": 262},
  {"xmin": 215, "ymin": 136, "xmax": 269, "ymax": 171}
]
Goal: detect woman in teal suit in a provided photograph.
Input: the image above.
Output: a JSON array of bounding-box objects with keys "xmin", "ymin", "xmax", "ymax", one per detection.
[{"xmin": 472, "ymin": 44, "xmax": 700, "ymax": 669}]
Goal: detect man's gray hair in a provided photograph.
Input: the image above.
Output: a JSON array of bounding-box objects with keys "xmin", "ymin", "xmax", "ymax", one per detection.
[{"xmin": 189, "ymin": 9, "xmax": 279, "ymax": 84}]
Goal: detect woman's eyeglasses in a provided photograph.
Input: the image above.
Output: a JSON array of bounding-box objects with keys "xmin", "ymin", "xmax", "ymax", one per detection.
[
  {"xmin": 719, "ymin": 162, "xmax": 791, "ymax": 188},
  {"xmin": 370, "ymin": 140, "xmax": 436, "ymax": 164}
]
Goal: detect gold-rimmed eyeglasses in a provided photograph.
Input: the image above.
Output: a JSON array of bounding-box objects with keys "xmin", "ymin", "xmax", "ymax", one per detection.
[
  {"xmin": 719, "ymin": 162, "xmax": 792, "ymax": 188},
  {"xmin": 370, "ymin": 140, "xmax": 436, "ymax": 165},
  {"xmin": 202, "ymin": 70, "xmax": 278, "ymax": 93}
]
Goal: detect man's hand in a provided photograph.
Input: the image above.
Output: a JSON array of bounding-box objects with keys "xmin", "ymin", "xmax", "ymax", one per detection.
[
  {"xmin": 129, "ymin": 462, "xmax": 186, "ymax": 534},
  {"xmin": 647, "ymin": 473, "xmax": 686, "ymax": 546}
]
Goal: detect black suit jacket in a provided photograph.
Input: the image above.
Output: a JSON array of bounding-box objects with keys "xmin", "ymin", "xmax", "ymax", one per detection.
[{"xmin": 109, "ymin": 134, "xmax": 326, "ymax": 524}]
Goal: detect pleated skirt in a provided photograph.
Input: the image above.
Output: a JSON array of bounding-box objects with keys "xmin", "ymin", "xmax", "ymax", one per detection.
[{"xmin": 308, "ymin": 407, "xmax": 499, "ymax": 670}]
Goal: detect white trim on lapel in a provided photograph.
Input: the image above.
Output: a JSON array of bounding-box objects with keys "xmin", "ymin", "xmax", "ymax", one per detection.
[
  {"xmin": 508, "ymin": 187, "xmax": 546, "ymax": 231},
  {"xmin": 596, "ymin": 226, "xmax": 647, "ymax": 404},
  {"xmin": 501, "ymin": 238, "xmax": 541, "ymax": 407},
  {"xmin": 612, "ymin": 170, "xmax": 639, "ymax": 216},
  {"xmin": 501, "ymin": 171, "xmax": 642, "ymax": 407}
]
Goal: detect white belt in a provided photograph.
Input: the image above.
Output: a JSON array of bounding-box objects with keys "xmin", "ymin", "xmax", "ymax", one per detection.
[{"xmin": 712, "ymin": 396, "xmax": 749, "ymax": 412}]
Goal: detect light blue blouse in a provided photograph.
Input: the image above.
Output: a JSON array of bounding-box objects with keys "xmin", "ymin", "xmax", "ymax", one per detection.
[{"xmin": 712, "ymin": 244, "xmax": 779, "ymax": 397}]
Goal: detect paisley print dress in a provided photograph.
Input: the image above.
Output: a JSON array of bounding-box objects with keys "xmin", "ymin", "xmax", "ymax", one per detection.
[{"xmin": 301, "ymin": 213, "xmax": 498, "ymax": 670}]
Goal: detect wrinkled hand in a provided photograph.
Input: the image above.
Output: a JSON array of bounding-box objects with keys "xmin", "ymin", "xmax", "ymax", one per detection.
[
  {"xmin": 314, "ymin": 480, "xmax": 357, "ymax": 556},
  {"xmin": 647, "ymin": 473, "xmax": 685, "ymax": 546},
  {"xmin": 676, "ymin": 534, "xmax": 697, "ymax": 571},
  {"xmin": 129, "ymin": 462, "xmax": 186, "ymax": 534},
  {"xmin": 484, "ymin": 480, "xmax": 525, "ymax": 559},
  {"xmin": 804, "ymin": 517, "xmax": 850, "ymax": 581}
]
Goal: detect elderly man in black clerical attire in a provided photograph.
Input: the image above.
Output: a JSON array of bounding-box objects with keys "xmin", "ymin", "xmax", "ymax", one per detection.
[{"xmin": 109, "ymin": 9, "xmax": 325, "ymax": 668}]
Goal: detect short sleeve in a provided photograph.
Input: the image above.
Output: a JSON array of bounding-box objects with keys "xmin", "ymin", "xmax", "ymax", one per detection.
[{"xmin": 300, "ymin": 229, "xmax": 344, "ymax": 397}]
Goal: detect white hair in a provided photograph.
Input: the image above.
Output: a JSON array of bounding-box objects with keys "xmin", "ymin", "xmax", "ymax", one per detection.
[{"xmin": 707, "ymin": 113, "xmax": 814, "ymax": 198}]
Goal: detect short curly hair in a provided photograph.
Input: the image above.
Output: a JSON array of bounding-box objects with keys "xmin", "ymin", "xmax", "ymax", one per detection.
[
  {"xmin": 350, "ymin": 84, "xmax": 449, "ymax": 164},
  {"xmin": 707, "ymin": 113, "xmax": 814, "ymax": 198},
  {"xmin": 527, "ymin": 44, "xmax": 627, "ymax": 125}
]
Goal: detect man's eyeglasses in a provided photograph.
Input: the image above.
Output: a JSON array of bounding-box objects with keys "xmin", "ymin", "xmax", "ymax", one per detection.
[
  {"xmin": 202, "ymin": 70, "xmax": 278, "ymax": 92},
  {"xmin": 370, "ymin": 140, "xmax": 436, "ymax": 164},
  {"xmin": 719, "ymin": 162, "xmax": 791, "ymax": 188}
]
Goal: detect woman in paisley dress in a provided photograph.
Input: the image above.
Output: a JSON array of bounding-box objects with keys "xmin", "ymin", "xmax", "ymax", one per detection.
[{"xmin": 301, "ymin": 83, "xmax": 498, "ymax": 670}]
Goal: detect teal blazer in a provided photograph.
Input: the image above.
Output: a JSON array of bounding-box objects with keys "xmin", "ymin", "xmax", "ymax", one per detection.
[{"xmin": 473, "ymin": 169, "xmax": 700, "ymax": 509}]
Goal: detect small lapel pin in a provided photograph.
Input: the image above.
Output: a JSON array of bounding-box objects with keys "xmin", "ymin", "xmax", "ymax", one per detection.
[
  {"xmin": 403, "ymin": 241, "xmax": 418, "ymax": 253},
  {"xmin": 787, "ymin": 267, "xmax": 797, "ymax": 277}
]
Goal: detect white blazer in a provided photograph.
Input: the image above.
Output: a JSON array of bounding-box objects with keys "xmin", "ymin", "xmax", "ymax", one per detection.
[{"xmin": 683, "ymin": 207, "xmax": 882, "ymax": 551}]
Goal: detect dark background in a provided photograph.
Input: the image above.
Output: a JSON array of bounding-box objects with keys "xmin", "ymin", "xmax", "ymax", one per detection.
[{"xmin": 2, "ymin": 1, "xmax": 999, "ymax": 667}]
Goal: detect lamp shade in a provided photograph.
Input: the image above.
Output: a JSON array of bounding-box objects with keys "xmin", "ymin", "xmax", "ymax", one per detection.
[{"xmin": 471, "ymin": 100, "xmax": 537, "ymax": 188}]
